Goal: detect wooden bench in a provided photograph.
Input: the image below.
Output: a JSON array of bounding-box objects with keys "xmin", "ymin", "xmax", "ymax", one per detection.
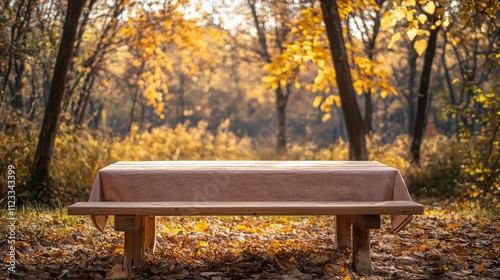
[{"xmin": 68, "ymin": 200, "xmax": 424, "ymax": 275}]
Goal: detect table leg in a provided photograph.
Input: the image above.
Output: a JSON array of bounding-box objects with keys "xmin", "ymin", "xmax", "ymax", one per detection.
[
  {"xmin": 144, "ymin": 216, "xmax": 156, "ymax": 253},
  {"xmin": 115, "ymin": 215, "xmax": 145, "ymax": 271},
  {"xmin": 335, "ymin": 215, "xmax": 351, "ymax": 249},
  {"xmin": 351, "ymin": 215, "xmax": 380, "ymax": 275}
]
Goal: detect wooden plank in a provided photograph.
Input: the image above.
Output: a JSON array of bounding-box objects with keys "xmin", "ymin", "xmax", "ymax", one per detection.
[
  {"xmin": 115, "ymin": 215, "xmax": 136, "ymax": 231},
  {"xmin": 122, "ymin": 216, "xmax": 145, "ymax": 271},
  {"xmin": 132, "ymin": 216, "xmax": 144, "ymax": 267},
  {"xmin": 144, "ymin": 216, "xmax": 156, "ymax": 253},
  {"xmin": 352, "ymin": 215, "xmax": 373, "ymax": 275},
  {"xmin": 123, "ymin": 231, "xmax": 133, "ymax": 271},
  {"xmin": 335, "ymin": 215, "xmax": 351, "ymax": 249},
  {"xmin": 68, "ymin": 201, "xmax": 424, "ymax": 216},
  {"xmin": 351, "ymin": 215, "xmax": 380, "ymax": 230}
]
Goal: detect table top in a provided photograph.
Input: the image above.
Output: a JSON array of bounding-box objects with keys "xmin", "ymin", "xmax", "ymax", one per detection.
[
  {"xmin": 88, "ymin": 161, "xmax": 418, "ymax": 232},
  {"xmin": 104, "ymin": 160, "xmax": 388, "ymax": 168}
]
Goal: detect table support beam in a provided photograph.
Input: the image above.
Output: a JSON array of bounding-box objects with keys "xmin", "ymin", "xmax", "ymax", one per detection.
[
  {"xmin": 335, "ymin": 215, "xmax": 351, "ymax": 249},
  {"xmin": 115, "ymin": 215, "xmax": 145, "ymax": 271},
  {"xmin": 144, "ymin": 216, "xmax": 156, "ymax": 253},
  {"xmin": 351, "ymin": 215, "xmax": 380, "ymax": 275}
]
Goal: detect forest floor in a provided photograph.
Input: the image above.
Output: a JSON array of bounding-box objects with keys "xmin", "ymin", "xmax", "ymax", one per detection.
[{"xmin": 0, "ymin": 199, "xmax": 499, "ymax": 280}]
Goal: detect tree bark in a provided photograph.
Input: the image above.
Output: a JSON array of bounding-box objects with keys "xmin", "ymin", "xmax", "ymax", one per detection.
[
  {"xmin": 30, "ymin": 0, "xmax": 86, "ymax": 199},
  {"xmin": 76, "ymin": 74, "xmax": 96, "ymax": 126},
  {"xmin": 364, "ymin": 90, "xmax": 373, "ymax": 136},
  {"xmin": 407, "ymin": 45, "xmax": 418, "ymax": 136},
  {"xmin": 12, "ymin": 60, "xmax": 25, "ymax": 113},
  {"xmin": 441, "ymin": 31, "xmax": 458, "ymax": 134},
  {"xmin": 276, "ymin": 84, "xmax": 288, "ymax": 151},
  {"xmin": 410, "ymin": 16, "xmax": 441, "ymax": 164},
  {"xmin": 177, "ymin": 73, "xmax": 186, "ymax": 123},
  {"xmin": 320, "ymin": 0, "xmax": 367, "ymax": 160},
  {"xmin": 128, "ymin": 86, "xmax": 138, "ymax": 134}
]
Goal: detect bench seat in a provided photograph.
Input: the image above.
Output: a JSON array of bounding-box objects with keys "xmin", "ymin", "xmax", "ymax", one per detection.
[
  {"xmin": 68, "ymin": 200, "xmax": 423, "ymax": 275},
  {"xmin": 68, "ymin": 201, "xmax": 423, "ymax": 216}
]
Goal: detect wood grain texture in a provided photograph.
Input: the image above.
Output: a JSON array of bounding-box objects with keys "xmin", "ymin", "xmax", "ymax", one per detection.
[
  {"xmin": 353, "ymin": 223, "xmax": 373, "ymax": 275},
  {"xmin": 132, "ymin": 215, "xmax": 144, "ymax": 268},
  {"xmin": 335, "ymin": 215, "xmax": 351, "ymax": 249},
  {"xmin": 144, "ymin": 216, "xmax": 156, "ymax": 253},
  {"xmin": 69, "ymin": 201, "xmax": 423, "ymax": 216}
]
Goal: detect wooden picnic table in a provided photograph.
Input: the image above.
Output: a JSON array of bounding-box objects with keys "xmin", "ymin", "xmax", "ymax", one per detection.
[{"xmin": 69, "ymin": 161, "xmax": 424, "ymax": 275}]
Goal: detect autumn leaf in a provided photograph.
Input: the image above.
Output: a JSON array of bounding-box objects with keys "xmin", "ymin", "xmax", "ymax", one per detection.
[
  {"xmin": 106, "ymin": 264, "xmax": 128, "ymax": 279},
  {"xmin": 407, "ymin": 27, "xmax": 419, "ymax": 41},
  {"xmin": 322, "ymin": 113, "xmax": 331, "ymax": 122},
  {"xmin": 353, "ymin": 79, "xmax": 364, "ymax": 94},
  {"xmin": 477, "ymin": 262, "xmax": 486, "ymax": 272},
  {"xmin": 380, "ymin": 90, "xmax": 389, "ymax": 99},
  {"xmin": 414, "ymin": 39, "xmax": 428, "ymax": 56},
  {"xmin": 423, "ymin": 1, "xmax": 436, "ymax": 15},
  {"xmin": 388, "ymin": 32, "xmax": 402, "ymax": 49},
  {"xmin": 418, "ymin": 14, "xmax": 428, "ymax": 24},
  {"xmin": 195, "ymin": 221, "xmax": 208, "ymax": 231},
  {"xmin": 381, "ymin": 12, "xmax": 397, "ymax": 30},
  {"xmin": 312, "ymin": 95, "xmax": 323, "ymax": 108}
]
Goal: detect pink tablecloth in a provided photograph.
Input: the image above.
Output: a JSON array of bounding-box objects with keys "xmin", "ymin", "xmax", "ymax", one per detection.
[{"xmin": 89, "ymin": 161, "xmax": 416, "ymax": 232}]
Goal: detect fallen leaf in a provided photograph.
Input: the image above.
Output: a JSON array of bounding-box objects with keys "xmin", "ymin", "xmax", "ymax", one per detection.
[
  {"xmin": 477, "ymin": 262, "xmax": 486, "ymax": 273},
  {"xmin": 106, "ymin": 264, "xmax": 128, "ymax": 279}
]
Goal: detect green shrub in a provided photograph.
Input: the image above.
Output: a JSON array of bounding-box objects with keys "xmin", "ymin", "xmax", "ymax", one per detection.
[{"xmin": 453, "ymin": 85, "xmax": 499, "ymax": 209}]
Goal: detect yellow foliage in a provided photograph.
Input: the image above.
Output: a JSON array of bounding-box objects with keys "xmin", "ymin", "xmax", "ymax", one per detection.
[
  {"xmin": 117, "ymin": 1, "xmax": 217, "ymax": 119},
  {"xmin": 414, "ymin": 39, "xmax": 428, "ymax": 56},
  {"xmin": 262, "ymin": 5, "xmax": 397, "ymax": 124}
]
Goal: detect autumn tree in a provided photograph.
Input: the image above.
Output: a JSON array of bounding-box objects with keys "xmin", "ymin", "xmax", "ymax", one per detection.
[
  {"xmin": 29, "ymin": 0, "xmax": 86, "ymax": 199},
  {"xmin": 320, "ymin": 0, "xmax": 367, "ymax": 160},
  {"xmin": 262, "ymin": 1, "xmax": 397, "ymax": 159},
  {"xmin": 65, "ymin": 0, "xmax": 128, "ymax": 128},
  {"xmin": 109, "ymin": 0, "xmax": 216, "ymax": 132},
  {"xmin": 345, "ymin": 0, "xmax": 391, "ymax": 135},
  {"xmin": 380, "ymin": 0, "xmax": 498, "ymax": 163},
  {"xmin": 231, "ymin": 0, "xmax": 303, "ymax": 152},
  {"xmin": 0, "ymin": 0, "xmax": 36, "ymax": 113},
  {"xmin": 409, "ymin": 2, "xmax": 444, "ymax": 164}
]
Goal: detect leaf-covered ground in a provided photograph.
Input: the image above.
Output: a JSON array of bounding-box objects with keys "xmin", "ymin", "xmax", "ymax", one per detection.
[{"xmin": 1, "ymin": 203, "xmax": 499, "ymax": 280}]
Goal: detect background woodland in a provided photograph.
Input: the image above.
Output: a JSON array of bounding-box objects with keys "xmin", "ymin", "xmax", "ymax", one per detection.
[{"xmin": 0, "ymin": 0, "xmax": 498, "ymax": 208}]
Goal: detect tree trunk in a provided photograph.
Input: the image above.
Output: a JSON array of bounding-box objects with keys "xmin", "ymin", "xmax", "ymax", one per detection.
[
  {"xmin": 74, "ymin": 69, "xmax": 93, "ymax": 125},
  {"xmin": 30, "ymin": 0, "xmax": 86, "ymax": 200},
  {"xmin": 364, "ymin": 90, "xmax": 373, "ymax": 136},
  {"xmin": 177, "ymin": 73, "xmax": 186, "ymax": 123},
  {"xmin": 128, "ymin": 86, "xmax": 139, "ymax": 134},
  {"xmin": 410, "ymin": 17, "xmax": 441, "ymax": 164},
  {"xmin": 441, "ymin": 31, "xmax": 458, "ymax": 135},
  {"xmin": 89, "ymin": 100, "xmax": 103, "ymax": 129},
  {"xmin": 407, "ymin": 45, "xmax": 418, "ymax": 136},
  {"xmin": 76, "ymin": 74, "xmax": 96, "ymax": 126},
  {"xmin": 247, "ymin": 0, "xmax": 291, "ymax": 152},
  {"xmin": 139, "ymin": 102, "xmax": 146, "ymax": 130},
  {"xmin": 42, "ymin": 68, "xmax": 51, "ymax": 107},
  {"xmin": 276, "ymin": 84, "xmax": 288, "ymax": 151},
  {"xmin": 12, "ymin": 60, "xmax": 25, "ymax": 113},
  {"xmin": 320, "ymin": 0, "xmax": 367, "ymax": 160},
  {"xmin": 1, "ymin": 0, "xmax": 34, "ymax": 105}
]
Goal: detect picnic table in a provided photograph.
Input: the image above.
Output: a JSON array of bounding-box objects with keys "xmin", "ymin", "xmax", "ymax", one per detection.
[{"xmin": 68, "ymin": 161, "xmax": 423, "ymax": 275}]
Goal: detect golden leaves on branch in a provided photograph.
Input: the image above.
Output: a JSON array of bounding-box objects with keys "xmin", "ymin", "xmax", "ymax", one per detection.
[
  {"xmin": 263, "ymin": 5, "xmax": 397, "ymax": 123},
  {"xmin": 118, "ymin": 0, "xmax": 217, "ymax": 120},
  {"xmin": 414, "ymin": 39, "xmax": 428, "ymax": 56},
  {"xmin": 388, "ymin": 32, "xmax": 402, "ymax": 49},
  {"xmin": 381, "ymin": 0, "xmax": 449, "ymax": 56}
]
